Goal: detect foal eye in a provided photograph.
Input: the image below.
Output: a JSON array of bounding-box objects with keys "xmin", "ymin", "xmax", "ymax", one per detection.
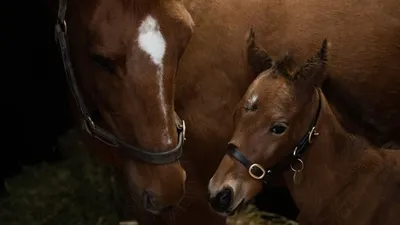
[
  {"xmin": 270, "ymin": 124, "xmax": 288, "ymax": 135},
  {"xmin": 91, "ymin": 54, "xmax": 116, "ymax": 74}
]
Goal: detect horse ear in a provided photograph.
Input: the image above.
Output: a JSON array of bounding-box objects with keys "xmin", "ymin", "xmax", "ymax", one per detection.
[
  {"xmin": 294, "ymin": 39, "xmax": 328, "ymax": 88},
  {"xmin": 245, "ymin": 28, "xmax": 274, "ymax": 77}
]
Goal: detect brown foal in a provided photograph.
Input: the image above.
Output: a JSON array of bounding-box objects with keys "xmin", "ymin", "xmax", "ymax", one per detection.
[{"xmin": 208, "ymin": 38, "xmax": 400, "ymax": 224}]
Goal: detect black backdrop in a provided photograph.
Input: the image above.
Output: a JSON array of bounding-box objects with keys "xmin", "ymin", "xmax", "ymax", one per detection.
[{"xmin": 1, "ymin": 0, "xmax": 73, "ymax": 192}]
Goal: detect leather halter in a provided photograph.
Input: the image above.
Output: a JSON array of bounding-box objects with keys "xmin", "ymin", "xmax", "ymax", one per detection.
[
  {"xmin": 227, "ymin": 91, "xmax": 322, "ymax": 183},
  {"xmin": 54, "ymin": 0, "xmax": 186, "ymax": 165}
]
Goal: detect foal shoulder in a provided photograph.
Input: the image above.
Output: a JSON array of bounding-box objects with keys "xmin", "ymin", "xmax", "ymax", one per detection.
[
  {"xmin": 369, "ymin": 171, "xmax": 400, "ymax": 225},
  {"xmin": 361, "ymin": 151, "xmax": 400, "ymax": 225}
]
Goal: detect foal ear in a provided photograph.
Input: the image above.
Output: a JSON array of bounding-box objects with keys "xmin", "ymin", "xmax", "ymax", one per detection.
[
  {"xmin": 245, "ymin": 28, "xmax": 274, "ymax": 77},
  {"xmin": 294, "ymin": 39, "xmax": 329, "ymax": 88}
]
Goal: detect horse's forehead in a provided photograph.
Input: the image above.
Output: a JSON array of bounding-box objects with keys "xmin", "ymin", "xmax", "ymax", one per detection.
[
  {"xmin": 137, "ymin": 15, "xmax": 166, "ymax": 67},
  {"xmin": 90, "ymin": 0, "xmax": 158, "ymax": 32},
  {"xmin": 88, "ymin": 4, "xmax": 168, "ymax": 58}
]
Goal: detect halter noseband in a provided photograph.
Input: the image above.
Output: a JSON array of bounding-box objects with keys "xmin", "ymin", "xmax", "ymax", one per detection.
[
  {"xmin": 227, "ymin": 91, "xmax": 322, "ymax": 183},
  {"xmin": 54, "ymin": 0, "xmax": 186, "ymax": 165}
]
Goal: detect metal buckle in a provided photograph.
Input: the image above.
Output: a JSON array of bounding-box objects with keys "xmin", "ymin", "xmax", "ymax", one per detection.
[
  {"xmin": 248, "ymin": 163, "xmax": 266, "ymax": 180},
  {"xmin": 82, "ymin": 117, "xmax": 95, "ymax": 135},
  {"xmin": 57, "ymin": 19, "xmax": 67, "ymax": 33}
]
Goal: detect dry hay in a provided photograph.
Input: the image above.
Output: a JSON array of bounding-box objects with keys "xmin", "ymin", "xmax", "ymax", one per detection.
[
  {"xmin": 227, "ymin": 205, "xmax": 297, "ymax": 225},
  {"xmin": 0, "ymin": 130, "xmax": 297, "ymax": 225}
]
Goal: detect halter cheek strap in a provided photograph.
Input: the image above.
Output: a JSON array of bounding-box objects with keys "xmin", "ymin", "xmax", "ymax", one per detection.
[{"xmin": 228, "ymin": 147, "xmax": 272, "ymax": 181}]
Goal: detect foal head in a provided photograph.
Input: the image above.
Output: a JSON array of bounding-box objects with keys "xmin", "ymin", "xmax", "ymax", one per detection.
[
  {"xmin": 208, "ymin": 30, "xmax": 329, "ymax": 215},
  {"xmin": 66, "ymin": 0, "xmax": 194, "ymax": 214}
]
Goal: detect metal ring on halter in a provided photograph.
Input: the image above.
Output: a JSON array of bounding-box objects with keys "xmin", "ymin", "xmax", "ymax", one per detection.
[
  {"xmin": 58, "ymin": 19, "xmax": 67, "ymax": 33},
  {"xmin": 181, "ymin": 120, "xmax": 186, "ymax": 141},
  {"xmin": 292, "ymin": 146, "xmax": 299, "ymax": 157},
  {"xmin": 308, "ymin": 126, "xmax": 319, "ymax": 143},
  {"xmin": 290, "ymin": 158, "xmax": 304, "ymax": 173},
  {"xmin": 248, "ymin": 163, "xmax": 266, "ymax": 180}
]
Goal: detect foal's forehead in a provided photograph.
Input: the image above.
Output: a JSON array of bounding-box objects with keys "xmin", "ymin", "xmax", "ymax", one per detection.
[{"xmin": 245, "ymin": 73, "xmax": 292, "ymax": 102}]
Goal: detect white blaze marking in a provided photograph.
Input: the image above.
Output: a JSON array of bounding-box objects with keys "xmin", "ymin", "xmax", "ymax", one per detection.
[
  {"xmin": 137, "ymin": 15, "xmax": 166, "ymax": 67},
  {"xmin": 137, "ymin": 15, "xmax": 170, "ymax": 136}
]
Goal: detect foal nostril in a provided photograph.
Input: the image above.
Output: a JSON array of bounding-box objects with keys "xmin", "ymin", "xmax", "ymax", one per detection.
[
  {"xmin": 217, "ymin": 187, "xmax": 233, "ymax": 208},
  {"xmin": 209, "ymin": 187, "xmax": 233, "ymax": 213}
]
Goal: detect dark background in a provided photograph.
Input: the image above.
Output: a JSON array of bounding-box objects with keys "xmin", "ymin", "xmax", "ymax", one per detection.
[{"xmin": 1, "ymin": 0, "xmax": 73, "ymax": 193}]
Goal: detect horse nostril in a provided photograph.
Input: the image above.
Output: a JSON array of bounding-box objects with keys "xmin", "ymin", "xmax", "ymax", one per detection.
[
  {"xmin": 209, "ymin": 187, "xmax": 233, "ymax": 213},
  {"xmin": 143, "ymin": 190, "xmax": 157, "ymax": 210}
]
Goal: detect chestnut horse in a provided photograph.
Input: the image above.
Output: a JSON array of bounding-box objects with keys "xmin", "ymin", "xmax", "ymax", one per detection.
[
  {"xmin": 208, "ymin": 40, "xmax": 400, "ymax": 224},
  {"xmin": 52, "ymin": 0, "xmax": 400, "ymax": 224}
]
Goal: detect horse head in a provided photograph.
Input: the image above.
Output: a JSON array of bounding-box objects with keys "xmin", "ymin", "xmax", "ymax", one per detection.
[{"xmin": 61, "ymin": 0, "xmax": 194, "ymax": 214}]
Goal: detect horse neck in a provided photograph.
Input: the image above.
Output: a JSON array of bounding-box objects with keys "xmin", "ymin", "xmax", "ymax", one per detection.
[{"xmin": 284, "ymin": 90, "xmax": 377, "ymax": 220}]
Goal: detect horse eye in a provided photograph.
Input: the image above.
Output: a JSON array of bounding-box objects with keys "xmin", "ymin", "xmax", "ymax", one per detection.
[
  {"xmin": 91, "ymin": 54, "xmax": 116, "ymax": 74},
  {"xmin": 270, "ymin": 124, "xmax": 287, "ymax": 135},
  {"xmin": 244, "ymin": 104, "xmax": 258, "ymax": 112},
  {"xmin": 244, "ymin": 102, "xmax": 258, "ymax": 112}
]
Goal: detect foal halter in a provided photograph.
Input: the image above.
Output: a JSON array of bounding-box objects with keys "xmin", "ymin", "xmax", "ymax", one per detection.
[
  {"xmin": 227, "ymin": 91, "xmax": 322, "ymax": 183},
  {"xmin": 54, "ymin": 0, "xmax": 186, "ymax": 165}
]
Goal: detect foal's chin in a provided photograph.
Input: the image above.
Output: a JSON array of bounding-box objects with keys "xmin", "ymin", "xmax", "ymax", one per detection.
[
  {"xmin": 227, "ymin": 198, "xmax": 249, "ymax": 216},
  {"xmin": 215, "ymin": 196, "xmax": 255, "ymax": 217}
]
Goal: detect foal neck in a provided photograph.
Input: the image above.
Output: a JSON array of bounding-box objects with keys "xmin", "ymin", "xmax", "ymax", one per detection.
[{"xmin": 284, "ymin": 89, "xmax": 382, "ymax": 221}]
